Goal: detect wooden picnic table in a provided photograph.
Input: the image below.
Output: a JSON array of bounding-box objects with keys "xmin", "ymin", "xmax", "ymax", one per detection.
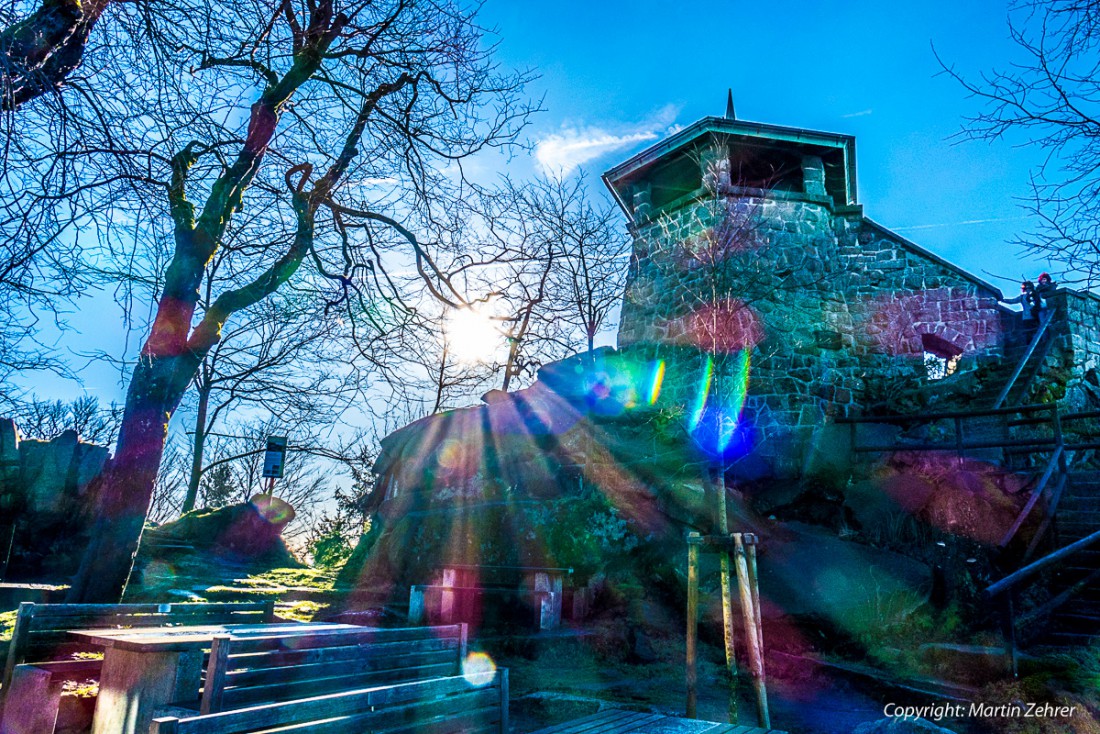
[{"xmin": 69, "ymin": 621, "xmax": 358, "ymax": 734}]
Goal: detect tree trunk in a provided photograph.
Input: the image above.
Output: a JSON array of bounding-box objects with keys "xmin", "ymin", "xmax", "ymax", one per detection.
[
  {"xmin": 65, "ymin": 353, "xmax": 194, "ymax": 603},
  {"xmin": 181, "ymin": 377, "xmax": 211, "ymax": 514},
  {"xmin": 1, "ymin": 0, "xmax": 112, "ymax": 110}
]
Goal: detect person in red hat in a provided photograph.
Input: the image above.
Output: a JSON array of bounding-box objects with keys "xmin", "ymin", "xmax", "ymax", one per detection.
[{"xmin": 1034, "ymin": 272, "xmax": 1057, "ymax": 321}]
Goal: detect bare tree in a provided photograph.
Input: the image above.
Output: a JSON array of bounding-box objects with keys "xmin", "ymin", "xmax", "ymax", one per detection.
[
  {"xmin": 0, "ymin": 0, "xmax": 117, "ymax": 110},
  {"xmin": 179, "ymin": 294, "xmax": 365, "ymax": 514},
  {"xmin": 937, "ymin": 0, "xmax": 1100, "ymax": 284},
  {"xmin": 54, "ymin": 0, "xmax": 532, "ymax": 602},
  {"xmin": 7, "ymin": 394, "xmax": 121, "ymax": 443},
  {"xmin": 532, "ymin": 174, "xmax": 629, "ymax": 355}
]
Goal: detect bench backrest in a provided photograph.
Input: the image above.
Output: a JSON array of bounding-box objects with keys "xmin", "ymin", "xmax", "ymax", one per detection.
[
  {"xmin": 1, "ymin": 601, "xmax": 274, "ymax": 703},
  {"xmin": 154, "ymin": 670, "xmax": 507, "ymax": 734},
  {"xmin": 200, "ymin": 623, "xmax": 467, "ymax": 714},
  {"xmin": 442, "ymin": 565, "xmax": 571, "ymax": 589}
]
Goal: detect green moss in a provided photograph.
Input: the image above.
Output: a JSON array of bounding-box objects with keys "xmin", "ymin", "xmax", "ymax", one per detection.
[
  {"xmin": 276, "ymin": 600, "xmax": 328, "ymax": 623},
  {"xmin": 0, "ymin": 609, "xmax": 18, "ymax": 643}
]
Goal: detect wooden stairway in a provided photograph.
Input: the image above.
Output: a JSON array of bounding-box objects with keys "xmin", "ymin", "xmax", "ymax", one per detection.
[
  {"xmin": 1045, "ymin": 471, "xmax": 1100, "ymax": 646},
  {"xmin": 983, "ymin": 313, "xmax": 1057, "ymax": 410}
]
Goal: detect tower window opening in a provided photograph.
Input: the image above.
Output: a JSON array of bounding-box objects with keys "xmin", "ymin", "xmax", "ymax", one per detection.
[{"xmin": 921, "ymin": 333, "xmax": 963, "ymax": 381}]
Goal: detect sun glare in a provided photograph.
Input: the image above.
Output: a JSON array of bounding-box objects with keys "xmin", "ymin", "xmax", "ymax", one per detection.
[{"xmin": 446, "ymin": 307, "xmax": 502, "ymax": 364}]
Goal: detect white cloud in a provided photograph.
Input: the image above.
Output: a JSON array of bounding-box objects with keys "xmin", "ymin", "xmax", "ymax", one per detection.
[
  {"xmin": 535, "ymin": 129, "xmax": 658, "ymax": 177},
  {"xmin": 534, "ymin": 105, "xmax": 681, "ymax": 178},
  {"xmin": 841, "ymin": 109, "xmax": 873, "ymax": 119}
]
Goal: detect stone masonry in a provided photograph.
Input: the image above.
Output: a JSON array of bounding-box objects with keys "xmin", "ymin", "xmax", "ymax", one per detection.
[{"xmin": 603, "ymin": 115, "xmax": 1054, "ymax": 473}]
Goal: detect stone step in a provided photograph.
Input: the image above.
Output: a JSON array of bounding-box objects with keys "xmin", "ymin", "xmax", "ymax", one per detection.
[
  {"xmin": 1042, "ymin": 631, "xmax": 1099, "ymax": 646},
  {"xmin": 1061, "ymin": 600, "xmax": 1100, "ymax": 616},
  {"xmin": 1056, "ymin": 512, "xmax": 1100, "ymax": 521},
  {"xmin": 1050, "ymin": 613, "xmax": 1100, "ymax": 633}
]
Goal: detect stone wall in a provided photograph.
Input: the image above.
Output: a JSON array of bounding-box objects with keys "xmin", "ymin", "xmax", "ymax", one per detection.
[
  {"xmin": 0, "ymin": 419, "xmax": 110, "ymax": 578},
  {"xmin": 1050, "ymin": 290, "xmax": 1100, "ymax": 409},
  {"xmin": 616, "ymin": 188, "xmax": 1008, "ymax": 474}
]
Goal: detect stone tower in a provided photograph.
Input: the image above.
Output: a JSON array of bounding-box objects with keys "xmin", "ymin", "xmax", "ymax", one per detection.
[{"xmin": 602, "ymin": 114, "xmax": 1009, "ymax": 475}]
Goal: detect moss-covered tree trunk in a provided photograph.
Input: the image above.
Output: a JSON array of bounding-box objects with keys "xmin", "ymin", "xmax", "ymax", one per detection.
[
  {"xmin": 1, "ymin": 0, "xmax": 112, "ymax": 110},
  {"xmin": 65, "ymin": 350, "xmax": 197, "ymax": 601}
]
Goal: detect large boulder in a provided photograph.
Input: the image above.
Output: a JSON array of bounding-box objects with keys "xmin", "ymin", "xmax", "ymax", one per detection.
[
  {"xmin": 756, "ymin": 521, "xmax": 932, "ymax": 636},
  {"xmin": 145, "ymin": 495, "xmax": 299, "ymax": 567}
]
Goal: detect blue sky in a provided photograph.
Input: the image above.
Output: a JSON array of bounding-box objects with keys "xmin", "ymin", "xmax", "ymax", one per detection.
[
  {"xmin": 22, "ymin": 0, "xmax": 1053, "ymax": 408},
  {"xmin": 481, "ymin": 0, "xmax": 1049, "ymax": 285}
]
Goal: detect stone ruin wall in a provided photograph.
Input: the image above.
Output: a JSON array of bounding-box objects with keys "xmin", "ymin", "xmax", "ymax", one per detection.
[
  {"xmin": 0, "ymin": 418, "xmax": 109, "ymax": 517},
  {"xmin": 617, "ymin": 192, "xmax": 1007, "ymax": 467},
  {"xmin": 0, "ymin": 419, "xmax": 110, "ymax": 577},
  {"xmin": 1048, "ymin": 290, "xmax": 1100, "ymax": 409}
]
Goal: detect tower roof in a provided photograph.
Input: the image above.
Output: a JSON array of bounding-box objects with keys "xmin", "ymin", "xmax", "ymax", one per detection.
[{"xmin": 602, "ymin": 115, "xmax": 857, "ymax": 217}]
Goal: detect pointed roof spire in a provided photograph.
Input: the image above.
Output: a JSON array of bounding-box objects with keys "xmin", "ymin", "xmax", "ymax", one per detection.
[{"xmin": 725, "ymin": 89, "xmax": 736, "ymax": 120}]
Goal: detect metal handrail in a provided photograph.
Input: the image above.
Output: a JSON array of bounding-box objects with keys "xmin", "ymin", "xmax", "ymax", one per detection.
[
  {"xmin": 987, "ymin": 528, "xmax": 1100, "ymax": 598},
  {"xmin": 836, "ymin": 402, "xmax": 1055, "ymax": 425},
  {"xmin": 993, "ymin": 309, "xmax": 1054, "ymax": 410},
  {"xmin": 989, "ymin": 526, "xmax": 1100, "ymax": 676},
  {"xmin": 998, "ymin": 445, "xmax": 1064, "ymax": 548}
]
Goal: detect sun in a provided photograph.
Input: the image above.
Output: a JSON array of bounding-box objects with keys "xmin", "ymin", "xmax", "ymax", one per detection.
[{"xmin": 445, "ymin": 307, "xmax": 502, "ymax": 364}]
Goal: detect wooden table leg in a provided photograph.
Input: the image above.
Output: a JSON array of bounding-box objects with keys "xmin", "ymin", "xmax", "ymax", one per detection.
[{"xmin": 91, "ymin": 648, "xmax": 202, "ymax": 734}]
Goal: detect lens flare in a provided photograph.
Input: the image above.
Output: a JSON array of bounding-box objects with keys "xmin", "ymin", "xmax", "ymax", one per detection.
[
  {"xmin": 688, "ymin": 356, "xmax": 714, "ymax": 431},
  {"xmin": 647, "ymin": 360, "xmax": 665, "ymax": 405},
  {"xmin": 462, "ymin": 651, "xmax": 497, "ymax": 687}
]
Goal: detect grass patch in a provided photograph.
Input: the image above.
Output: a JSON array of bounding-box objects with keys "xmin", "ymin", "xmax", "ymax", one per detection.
[
  {"xmin": 0, "ymin": 609, "xmax": 18, "ymax": 643},
  {"xmin": 277, "ymin": 601, "xmax": 328, "ymax": 623}
]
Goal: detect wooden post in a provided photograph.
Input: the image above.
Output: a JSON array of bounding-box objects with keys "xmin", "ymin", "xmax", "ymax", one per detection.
[
  {"xmin": 686, "ymin": 533, "xmax": 700, "ymax": 719},
  {"xmin": 745, "ymin": 536, "xmax": 765, "ymax": 660},
  {"xmin": 734, "ymin": 534, "xmax": 770, "ymax": 729},
  {"xmin": 716, "ymin": 469, "xmax": 738, "ymax": 724},
  {"xmin": 200, "ymin": 635, "xmax": 231, "ymax": 714},
  {"xmin": 1001, "ymin": 594, "xmax": 1019, "ymax": 678},
  {"xmin": 441, "ymin": 568, "xmax": 457, "ymax": 624},
  {"xmin": 1, "ymin": 602, "xmax": 34, "ymax": 708},
  {"xmin": 408, "ymin": 585, "xmax": 425, "ymax": 624},
  {"xmin": 498, "ymin": 668, "xmax": 510, "ymax": 734},
  {"xmin": 458, "ymin": 623, "xmax": 469, "ymax": 675}
]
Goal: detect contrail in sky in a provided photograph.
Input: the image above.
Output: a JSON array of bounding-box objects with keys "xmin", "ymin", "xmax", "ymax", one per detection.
[{"xmin": 892, "ymin": 216, "xmax": 1029, "ymax": 233}]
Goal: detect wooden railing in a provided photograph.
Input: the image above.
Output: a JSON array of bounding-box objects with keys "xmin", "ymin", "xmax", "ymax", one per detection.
[
  {"xmin": 993, "ymin": 309, "xmax": 1055, "ymax": 410},
  {"xmin": 986, "ymin": 528, "xmax": 1100, "ymax": 675}
]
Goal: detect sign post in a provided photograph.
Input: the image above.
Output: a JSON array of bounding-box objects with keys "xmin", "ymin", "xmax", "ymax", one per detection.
[{"xmin": 262, "ymin": 436, "xmax": 287, "ymax": 492}]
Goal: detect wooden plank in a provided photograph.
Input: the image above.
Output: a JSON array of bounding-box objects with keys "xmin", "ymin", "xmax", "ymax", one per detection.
[
  {"xmin": 222, "ymin": 624, "xmax": 462, "ymax": 654},
  {"xmin": 0, "ymin": 602, "xmax": 36, "ymax": 709},
  {"xmin": 310, "ymin": 696, "xmax": 500, "ymax": 734},
  {"xmin": 227, "ymin": 633, "xmax": 458, "ymax": 663},
  {"xmin": 529, "ymin": 711, "xmax": 786, "ymax": 734},
  {"xmin": 528, "ymin": 709, "xmax": 622, "ymax": 734},
  {"xmin": 498, "ymin": 668, "xmax": 509, "ymax": 734},
  {"xmin": 224, "ymin": 639, "xmax": 457, "ymax": 675},
  {"xmin": 23, "ymin": 602, "xmax": 269, "ymax": 619},
  {"xmin": 154, "ymin": 673, "xmax": 502, "ymax": 734},
  {"xmin": 200, "ymin": 635, "xmax": 230, "ymax": 715},
  {"xmin": 222, "ymin": 648, "xmax": 456, "ymax": 686},
  {"xmin": 531, "ymin": 709, "xmax": 650, "ymax": 734},
  {"xmin": 220, "ymin": 662, "xmax": 459, "ymax": 707}
]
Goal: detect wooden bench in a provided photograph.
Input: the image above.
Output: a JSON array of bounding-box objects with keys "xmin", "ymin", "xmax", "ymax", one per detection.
[
  {"xmin": 151, "ymin": 670, "xmax": 508, "ymax": 734},
  {"xmin": 0, "ymin": 601, "xmax": 273, "ymax": 733},
  {"xmin": 193, "ymin": 623, "xmax": 467, "ymax": 715},
  {"xmin": 409, "ymin": 564, "xmax": 571, "ymax": 630}
]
